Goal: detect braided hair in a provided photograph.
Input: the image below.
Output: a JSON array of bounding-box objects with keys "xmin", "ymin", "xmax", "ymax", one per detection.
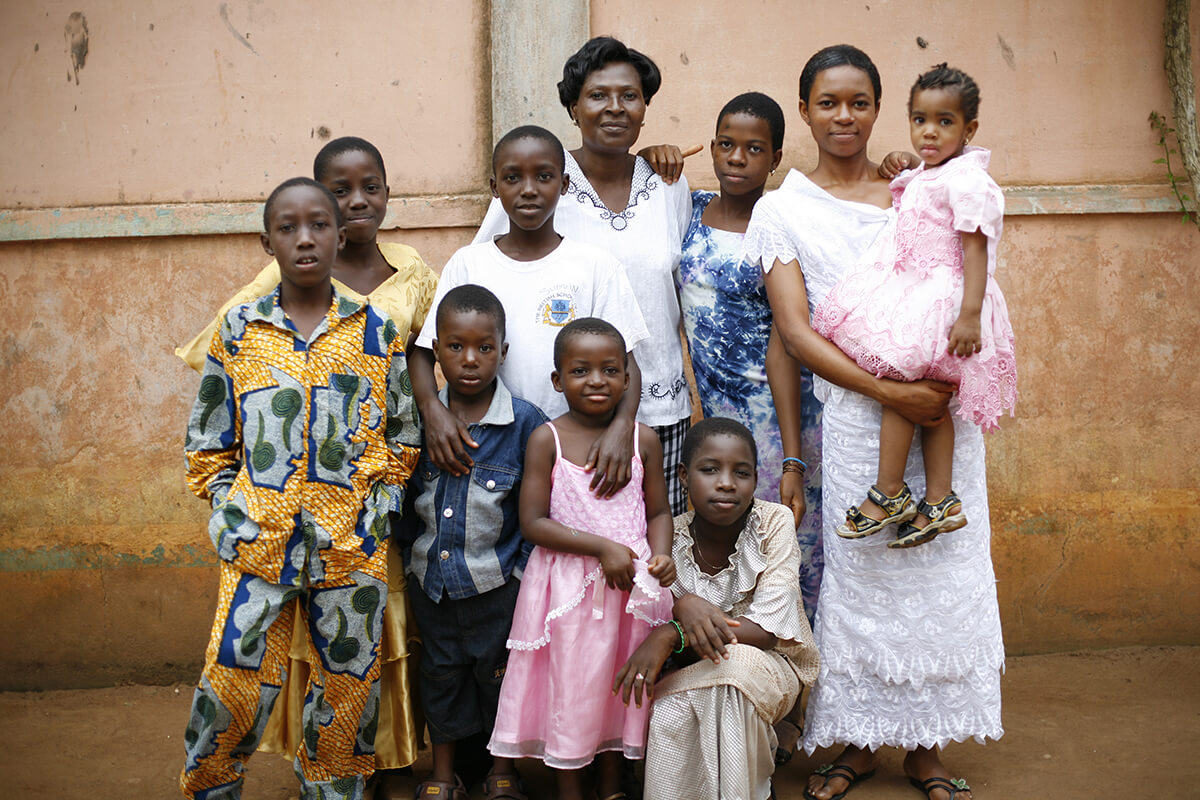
[{"xmin": 910, "ymin": 63, "xmax": 981, "ymax": 123}]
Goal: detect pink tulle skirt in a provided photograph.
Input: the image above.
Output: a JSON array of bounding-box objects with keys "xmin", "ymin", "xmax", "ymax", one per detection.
[{"xmin": 488, "ymin": 545, "xmax": 672, "ymax": 769}]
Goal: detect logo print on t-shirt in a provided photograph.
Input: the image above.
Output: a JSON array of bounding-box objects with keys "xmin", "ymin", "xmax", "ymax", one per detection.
[{"xmin": 540, "ymin": 296, "xmax": 576, "ymax": 327}]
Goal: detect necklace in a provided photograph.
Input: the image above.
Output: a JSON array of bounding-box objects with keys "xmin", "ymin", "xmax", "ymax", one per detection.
[{"xmin": 689, "ymin": 521, "xmax": 731, "ymax": 574}]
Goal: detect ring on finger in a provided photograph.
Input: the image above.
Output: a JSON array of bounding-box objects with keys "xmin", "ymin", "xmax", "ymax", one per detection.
[{"xmin": 635, "ymin": 673, "xmax": 645, "ymax": 681}]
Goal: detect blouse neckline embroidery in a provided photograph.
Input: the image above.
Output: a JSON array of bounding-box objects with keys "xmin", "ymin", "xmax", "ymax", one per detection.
[{"xmin": 565, "ymin": 153, "xmax": 659, "ymax": 231}]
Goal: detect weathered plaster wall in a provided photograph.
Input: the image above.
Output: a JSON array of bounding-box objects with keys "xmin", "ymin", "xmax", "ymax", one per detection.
[{"xmin": 0, "ymin": 1, "xmax": 1197, "ymax": 688}]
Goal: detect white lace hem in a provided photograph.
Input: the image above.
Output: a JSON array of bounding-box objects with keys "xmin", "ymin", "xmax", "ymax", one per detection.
[{"xmin": 506, "ymin": 562, "xmax": 669, "ymax": 652}]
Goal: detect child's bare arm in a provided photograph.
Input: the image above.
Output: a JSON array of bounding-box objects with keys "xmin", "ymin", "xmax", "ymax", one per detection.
[
  {"xmin": 639, "ymin": 425, "xmax": 676, "ymax": 587},
  {"xmin": 725, "ymin": 617, "xmax": 777, "ymax": 651},
  {"xmin": 585, "ymin": 353, "xmax": 642, "ymax": 498},
  {"xmin": 766, "ymin": 326, "xmax": 807, "ymax": 527},
  {"xmin": 519, "ymin": 425, "xmax": 638, "ymax": 590},
  {"xmin": 407, "ymin": 345, "xmax": 477, "ymax": 475},
  {"xmin": 947, "ymin": 230, "xmax": 988, "ymax": 358}
]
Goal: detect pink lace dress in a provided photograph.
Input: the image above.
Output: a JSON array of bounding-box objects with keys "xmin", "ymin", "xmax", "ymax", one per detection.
[
  {"xmin": 488, "ymin": 422, "xmax": 673, "ymax": 769},
  {"xmin": 812, "ymin": 147, "xmax": 1017, "ymax": 431}
]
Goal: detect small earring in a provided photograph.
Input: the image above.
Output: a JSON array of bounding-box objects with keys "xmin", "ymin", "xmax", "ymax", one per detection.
[
  {"xmin": 770, "ymin": 168, "xmax": 776, "ymax": 175},
  {"xmin": 572, "ymin": 117, "xmax": 579, "ymax": 127}
]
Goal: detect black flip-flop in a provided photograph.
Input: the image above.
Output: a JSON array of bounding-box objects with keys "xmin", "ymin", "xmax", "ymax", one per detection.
[
  {"xmin": 909, "ymin": 775, "xmax": 972, "ymax": 799},
  {"xmin": 803, "ymin": 763, "xmax": 877, "ymax": 800}
]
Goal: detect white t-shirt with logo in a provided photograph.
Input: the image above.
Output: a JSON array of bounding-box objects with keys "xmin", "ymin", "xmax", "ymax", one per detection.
[{"xmin": 416, "ymin": 237, "xmax": 649, "ymax": 419}]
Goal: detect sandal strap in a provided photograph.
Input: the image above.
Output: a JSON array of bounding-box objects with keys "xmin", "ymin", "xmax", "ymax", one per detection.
[
  {"xmin": 913, "ymin": 775, "xmax": 971, "ymax": 798},
  {"xmin": 917, "ymin": 491, "xmax": 961, "ymax": 521},
  {"xmin": 417, "ymin": 778, "xmax": 466, "ymax": 799},
  {"xmin": 822, "ymin": 763, "xmax": 863, "ymax": 782},
  {"xmin": 866, "ymin": 483, "xmax": 912, "ymax": 515}
]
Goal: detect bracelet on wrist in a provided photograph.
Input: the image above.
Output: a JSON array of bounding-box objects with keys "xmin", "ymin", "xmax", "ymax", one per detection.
[
  {"xmin": 782, "ymin": 457, "xmax": 807, "ymax": 474},
  {"xmin": 669, "ymin": 620, "xmax": 686, "ymax": 654}
]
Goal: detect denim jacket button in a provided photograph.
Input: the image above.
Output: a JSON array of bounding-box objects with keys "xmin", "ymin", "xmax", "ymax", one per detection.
[
  {"xmin": 442, "ymin": 507, "xmax": 453, "ymax": 518},
  {"xmin": 486, "ymin": 479, "xmax": 496, "ymax": 489},
  {"xmin": 439, "ymin": 550, "xmax": 450, "ymax": 560}
]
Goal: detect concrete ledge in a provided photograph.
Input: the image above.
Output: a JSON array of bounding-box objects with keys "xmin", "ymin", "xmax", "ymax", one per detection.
[
  {"xmin": 0, "ymin": 184, "xmax": 1182, "ymax": 242},
  {"xmin": 0, "ymin": 193, "xmax": 492, "ymax": 242}
]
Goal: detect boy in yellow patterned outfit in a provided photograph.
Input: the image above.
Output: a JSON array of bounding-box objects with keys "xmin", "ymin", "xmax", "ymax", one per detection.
[{"xmin": 180, "ymin": 177, "xmax": 419, "ymax": 800}]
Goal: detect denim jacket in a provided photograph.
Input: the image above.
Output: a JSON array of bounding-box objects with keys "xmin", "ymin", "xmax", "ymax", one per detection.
[{"xmin": 397, "ymin": 377, "xmax": 547, "ymax": 601}]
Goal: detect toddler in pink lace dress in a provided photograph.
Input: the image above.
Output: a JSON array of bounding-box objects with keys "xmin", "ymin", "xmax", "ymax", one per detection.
[
  {"xmin": 488, "ymin": 318, "xmax": 676, "ymax": 800},
  {"xmin": 812, "ymin": 64, "xmax": 1016, "ymax": 549}
]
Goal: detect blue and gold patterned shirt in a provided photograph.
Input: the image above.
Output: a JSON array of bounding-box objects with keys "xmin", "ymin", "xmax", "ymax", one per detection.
[{"xmin": 185, "ymin": 286, "xmax": 420, "ymax": 586}]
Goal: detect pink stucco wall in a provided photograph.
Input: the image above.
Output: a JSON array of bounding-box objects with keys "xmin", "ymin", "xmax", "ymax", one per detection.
[{"xmin": 1, "ymin": 1, "xmax": 1197, "ymax": 688}]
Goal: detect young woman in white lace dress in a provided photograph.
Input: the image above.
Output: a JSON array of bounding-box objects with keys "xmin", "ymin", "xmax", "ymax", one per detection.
[{"xmin": 745, "ymin": 45, "xmax": 1003, "ymax": 800}]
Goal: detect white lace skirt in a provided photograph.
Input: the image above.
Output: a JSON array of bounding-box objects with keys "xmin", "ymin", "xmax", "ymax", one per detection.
[{"xmin": 803, "ymin": 381, "xmax": 1005, "ymax": 752}]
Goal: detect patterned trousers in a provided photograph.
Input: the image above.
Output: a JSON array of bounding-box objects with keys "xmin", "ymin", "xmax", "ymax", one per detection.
[
  {"xmin": 180, "ymin": 557, "xmax": 386, "ymax": 800},
  {"xmin": 653, "ymin": 417, "xmax": 691, "ymax": 517}
]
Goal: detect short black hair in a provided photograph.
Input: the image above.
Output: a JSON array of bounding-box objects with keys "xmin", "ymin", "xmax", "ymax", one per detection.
[
  {"xmin": 436, "ymin": 284, "xmax": 506, "ymax": 339},
  {"xmin": 313, "ymin": 136, "xmax": 387, "ymax": 183},
  {"xmin": 799, "ymin": 44, "xmax": 882, "ymax": 107},
  {"xmin": 680, "ymin": 417, "xmax": 758, "ymax": 469},
  {"xmin": 552, "ymin": 317, "xmax": 626, "ymax": 370},
  {"xmin": 910, "ymin": 63, "xmax": 981, "ymax": 123},
  {"xmin": 558, "ymin": 36, "xmax": 663, "ymax": 112},
  {"xmin": 263, "ymin": 177, "xmax": 343, "ymax": 231},
  {"xmin": 717, "ymin": 91, "xmax": 786, "ymax": 152},
  {"xmin": 493, "ymin": 125, "xmax": 566, "ymax": 173}
]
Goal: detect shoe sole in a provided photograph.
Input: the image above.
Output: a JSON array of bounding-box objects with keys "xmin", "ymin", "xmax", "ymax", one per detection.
[
  {"xmin": 888, "ymin": 513, "xmax": 967, "ymax": 549},
  {"xmin": 837, "ymin": 506, "xmax": 918, "ymax": 539}
]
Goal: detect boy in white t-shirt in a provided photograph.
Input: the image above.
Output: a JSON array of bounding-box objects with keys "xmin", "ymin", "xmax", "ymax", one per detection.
[{"xmin": 409, "ymin": 126, "xmax": 648, "ymax": 497}]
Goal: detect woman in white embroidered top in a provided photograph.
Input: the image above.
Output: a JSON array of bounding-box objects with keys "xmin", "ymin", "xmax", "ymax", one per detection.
[
  {"xmin": 743, "ymin": 45, "xmax": 1003, "ymax": 800},
  {"xmin": 614, "ymin": 418, "xmax": 818, "ymax": 800},
  {"xmin": 474, "ymin": 36, "xmax": 694, "ymax": 516}
]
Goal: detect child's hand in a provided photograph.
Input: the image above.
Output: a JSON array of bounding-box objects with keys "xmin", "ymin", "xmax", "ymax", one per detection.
[
  {"xmin": 598, "ymin": 540, "xmax": 637, "ymax": 592},
  {"xmin": 612, "ymin": 628, "xmax": 674, "ymax": 708},
  {"xmin": 947, "ymin": 314, "xmax": 983, "ymax": 358},
  {"xmin": 673, "ymin": 594, "xmax": 740, "ymax": 664},
  {"xmin": 878, "ymin": 151, "xmax": 919, "ymax": 179},
  {"xmin": 636, "ymin": 143, "xmax": 702, "ymax": 184},
  {"xmin": 647, "ymin": 554, "xmax": 676, "ymax": 588}
]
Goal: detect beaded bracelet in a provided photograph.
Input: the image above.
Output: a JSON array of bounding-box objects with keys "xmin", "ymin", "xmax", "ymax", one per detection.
[
  {"xmin": 782, "ymin": 457, "xmax": 807, "ymax": 474},
  {"xmin": 669, "ymin": 620, "xmax": 686, "ymax": 654}
]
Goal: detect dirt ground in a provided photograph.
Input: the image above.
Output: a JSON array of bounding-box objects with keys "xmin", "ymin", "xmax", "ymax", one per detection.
[{"xmin": 1, "ymin": 646, "xmax": 1196, "ymax": 799}]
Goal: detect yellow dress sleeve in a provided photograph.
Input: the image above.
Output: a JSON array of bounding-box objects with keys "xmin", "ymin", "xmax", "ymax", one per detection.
[
  {"xmin": 175, "ymin": 260, "xmax": 282, "ymax": 372},
  {"xmin": 370, "ymin": 243, "xmax": 440, "ymax": 339}
]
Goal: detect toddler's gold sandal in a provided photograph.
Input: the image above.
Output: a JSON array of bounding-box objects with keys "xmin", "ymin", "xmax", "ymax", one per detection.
[
  {"xmin": 837, "ymin": 483, "xmax": 918, "ymax": 539},
  {"xmin": 889, "ymin": 491, "xmax": 967, "ymax": 549}
]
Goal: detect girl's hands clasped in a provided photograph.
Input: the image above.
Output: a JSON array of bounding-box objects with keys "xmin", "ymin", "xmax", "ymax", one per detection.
[{"xmin": 673, "ymin": 593, "xmax": 740, "ymax": 664}]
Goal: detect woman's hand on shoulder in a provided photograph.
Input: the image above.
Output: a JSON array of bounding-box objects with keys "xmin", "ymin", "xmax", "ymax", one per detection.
[
  {"xmin": 878, "ymin": 151, "xmax": 920, "ymax": 179},
  {"xmin": 878, "ymin": 378, "xmax": 955, "ymax": 427},
  {"xmin": 421, "ymin": 399, "xmax": 478, "ymax": 476},
  {"xmin": 673, "ymin": 593, "xmax": 740, "ymax": 664},
  {"xmin": 585, "ymin": 414, "xmax": 634, "ymax": 497},
  {"xmin": 647, "ymin": 554, "xmax": 676, "ymax": 588},
  {"xmin": 637, "ymin": 144, "xmax": 702, "ymax": 184},
  {"xmin": 613, "ymin": 625, "xmax": 676, "ymax": 707}
]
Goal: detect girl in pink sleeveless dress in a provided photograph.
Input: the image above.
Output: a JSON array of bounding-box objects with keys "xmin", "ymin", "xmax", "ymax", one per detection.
[
  {"xmin": 489, "ymin": 318, "xmax": 675, "ymax": 800},
  {"xmin": 813, "ymin": 65, "xmax": 1016, "ymax": 550}
]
